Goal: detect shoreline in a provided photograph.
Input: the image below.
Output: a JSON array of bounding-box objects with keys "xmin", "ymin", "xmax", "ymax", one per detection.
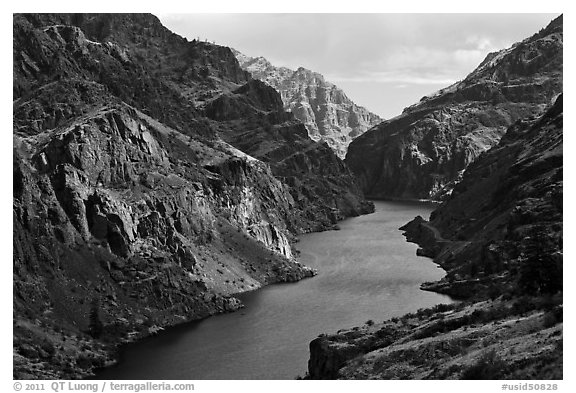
[
  {"xmin": 89, "ymin": 261, "xmax": 319, "ymax": 380},
  {"xmin": 366, "ymin": 196, "xmax": 442, "ymax": 207},
  {"xmin": 87, "ymin": 207, "xmax": 364, "ymax": 380},
  {"xmin": 90, "ymin": 200, "xmax": 438, "ymax": 380}
]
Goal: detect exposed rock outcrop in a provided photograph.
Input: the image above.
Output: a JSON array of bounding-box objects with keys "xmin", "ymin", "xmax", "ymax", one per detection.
[
  {"xmin": 13, "ymin": 102, "xmax": 315, "ymax": 379},
  {"xmin": 346, "ymin": 15, "xmax": 562, "ymax": 200},
  {"xmin": 13, "ymin": 14, "xmax": 249, "ymax": 138},
  {"xmin": 309, "ymin": 299, "xmax": 562, "ymax": 380},
  {"xmin": 13, "ymin": 13, "xmax": 370, "ymax": 379},
  {"xmin": 234, "ymin": 50, "xmax": 383, "ymax": 159},
  {"xmin": 206, "ymin": 79, "xmax": 374, "ymax": 231},
  {"xmin": 403, "ymin": 94, "xmax": 563, "ymax": 299}
]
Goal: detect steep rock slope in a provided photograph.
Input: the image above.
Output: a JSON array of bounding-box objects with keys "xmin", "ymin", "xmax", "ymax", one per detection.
[
  {"xmin": 14, "ymin": 14, "xmax": 249, "ymax": 137},
  {"xmin": 404, "ymin": 94, "xmax": 562, "ymax": 299},
  {"xmin": 346, "ymin": 15, "xmax": 562, "ymax": 200},
  {"xmin": 234, "ymin": 50, "xmax": 382, "ymax": 159},
  {"xmin": 206, "ymin": 79, "xmax": 374, "ymax": 230},
  {"xmin": 13, "ymin": 13, "xmax": 369, "ymax": 379},
  {"xmin": 307, "ymin": 95, "xmax": 563, "ymax": 380}
]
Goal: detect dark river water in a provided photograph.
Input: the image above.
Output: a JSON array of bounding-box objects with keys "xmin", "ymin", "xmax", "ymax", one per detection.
[{"xmin": 96, "ymin": 201, "xmax": 452, "ymax": 380}]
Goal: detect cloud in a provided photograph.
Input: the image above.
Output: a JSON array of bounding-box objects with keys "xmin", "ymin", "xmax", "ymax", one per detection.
[
  {"xmin": 159, "ymin": 14, "xmax": 556, "ymax": 78},
  {"xmin": 452, "ymin": 49, "xmax": 486, "ymax": 67},
  {"xmin": 326, "ymin": 44, "xmax": 492, "ymax": 87},
  {"xmin": 465, "ymin": 35, "xmax": 495, "ymax": 51},
  {"xmin": 326, "ymin": 71, "xmax": 457, "ymax": 86}
]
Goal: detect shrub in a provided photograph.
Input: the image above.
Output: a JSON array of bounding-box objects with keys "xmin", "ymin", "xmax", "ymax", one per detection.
[
  {"xmin": 487, "ymin": 285, "xmax": 501, "ymax": 300},
  {"xmin": 88, "ymin": 299, "xmax": 104, "ymax": 339},
  {"xmin": 375, "ymin": 326, "xmax": 394, "ymax": 339},
  {"xmin": 518, "ymin": 231, "xmax": 562, "ymax": 295},
  {"xmin": 461, "ymin": 349, "xmax": 506, "ymax": 379},
  {"xmin": 432, "ymin": 303, "xmax": 455, "ymax": 313},
  {"xmin": 512, "ymin": 296, "xmax": 536, "ymax": 315},
  {"xmin": 542, "ymin": 311, "xmax": 559, "ymax": 328},
  {"xmin": 39, "ymin": 340, "xmax": 56, "ymax": 358}
]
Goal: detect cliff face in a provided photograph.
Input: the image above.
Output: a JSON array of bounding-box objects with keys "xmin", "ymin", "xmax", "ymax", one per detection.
[
  {"xmin": 346, "ymin": 15, "xmax": 562, "ymax": 200},
  {"xmin": 205, "ymin": 79, "xmax": 374, "ymax": 230},
  {"xmin": 404, "ymin": 94, "xmax": 562, "ymax": 299},
  {"xmin": 234, "ymin": 50, "xmax": 383, "ymax": 159},
  {"xmin": 13, "ymin": 13, "xmax": 370, "ymax": 379},
  {"xmin": 14, "ymin": 14, "xmax": 249, "ymax": 137},
  {"xmin": 307, "ymin": 95, "xmax": 563, "ymax": 381}
]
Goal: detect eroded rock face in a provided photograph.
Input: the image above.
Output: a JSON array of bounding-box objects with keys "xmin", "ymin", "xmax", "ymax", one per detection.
[
  {"xmin": 13, "ymin": 103, "xmax": 315, "ymax": 379},
  {"xmin": 206, "ymin": 80, "xmax": 375, "ymax": 231},
  {"xmin": 403, "ymin": 95, "xmax": 563, "ymax": 299},
  {"xmin": 13, "ymin": 13, "xmax": 371, "ymax": 379},
  {"xmin": 346, "ymin": 15, "xmax": 562, "ymax": 200},
  {"xmin": 13, "ymin": 14, "xmax": 249, "ymax": 138},
  {"xmin": 234, "ymin": 50, "xmax": 383, "ymax": 159}
]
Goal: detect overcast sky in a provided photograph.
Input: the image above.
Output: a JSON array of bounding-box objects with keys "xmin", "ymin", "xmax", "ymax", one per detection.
[{"xmin": 158, "ymin": 14, "xmax": 558, "ymax": 118}]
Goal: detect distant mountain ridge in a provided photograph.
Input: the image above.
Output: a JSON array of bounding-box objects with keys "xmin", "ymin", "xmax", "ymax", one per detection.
[
  {"xmin": 346, "ymin": 15, "xmax": 562, "ymax": 200},
  {"xmin": 233, "ymin": 49, "xmax": 383, "ymax": 159}
]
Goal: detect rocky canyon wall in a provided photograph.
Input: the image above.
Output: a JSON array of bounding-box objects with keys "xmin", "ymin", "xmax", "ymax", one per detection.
[
  {"xmin": 13, "ymin": 13, "xmax": 370, "ymax": 379},
  {"xmin": 346, "ymin": 16, "xmax": 562, "ymax": 200},
  {"xmin": 234, "ymin": 50, "xmax": 383, "ymax": 159}
]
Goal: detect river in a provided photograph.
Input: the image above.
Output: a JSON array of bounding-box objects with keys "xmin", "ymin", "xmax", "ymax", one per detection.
[{"xmin": 95, "ymin": 200, "xmax": 452, "ymax": 380}]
